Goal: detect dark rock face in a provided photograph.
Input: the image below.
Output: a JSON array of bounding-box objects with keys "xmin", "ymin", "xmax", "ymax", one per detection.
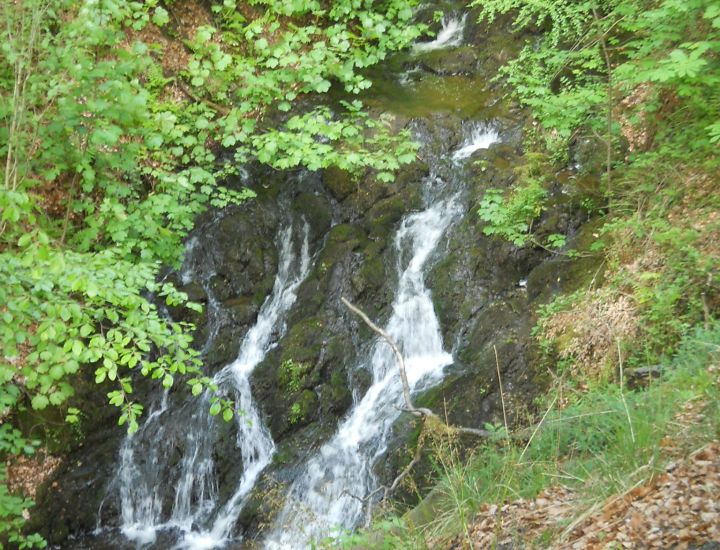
[{"xmin": 31, "ymin": 11, "xmax": 597, "ymax": 548}]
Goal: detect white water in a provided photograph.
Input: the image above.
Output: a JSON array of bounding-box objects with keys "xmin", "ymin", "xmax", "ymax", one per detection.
[
  {"xmin": 264, "ymin": 193, "xmax": 463, "ymax": 548},
  {"xmin": 452, "ymin": 123, "xmax": 500, "ymax": 160},
  {"xmin": 412, "ymin": 14, "xmax": 467, "ymax": 53},
  {"xmin": 117, "ymin": 221, "xmax": 311, "ymax": 548},
  {"xmin": 182, "ymin": 222, "xmax": 311, "ymax": 549},
  {"xmin": 117, "ymin": 393, "xmax": 171, "ymax": 546}
]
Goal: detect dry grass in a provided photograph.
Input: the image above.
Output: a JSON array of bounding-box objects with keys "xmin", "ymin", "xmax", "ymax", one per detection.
[{"xmin": 541, "ymin": 290, "xmax": 640, "ymax": 380}]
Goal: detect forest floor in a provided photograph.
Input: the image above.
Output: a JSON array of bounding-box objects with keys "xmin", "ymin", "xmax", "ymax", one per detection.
[{"xmin": 447, "ymin": 405, "xmax": 720, "ymax": 549}]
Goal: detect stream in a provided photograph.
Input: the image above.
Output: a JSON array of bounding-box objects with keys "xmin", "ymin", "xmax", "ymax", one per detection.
[
  {"xmin": 110, "ymin": 13, "xmax": 493, "ymax": 550},
  {"xmin": 38, "ymin": 9, "xmax": 553, "ymax": 549},
  {"xmin": 265, "ymin": 125, "xmax": 498, "ymax": 548}
]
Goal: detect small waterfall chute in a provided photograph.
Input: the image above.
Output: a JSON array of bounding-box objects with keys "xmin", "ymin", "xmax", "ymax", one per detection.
[
  {"xmin": 452, "ymin": 123, "xmax": 500, "ymax": 161},
  {"xmin": 412, "ymin": 14, "xmax": 467, "ymax": 54},
  {"xmin": 115, "ymin": 220, "xmax": 312, "ymax": 548}
]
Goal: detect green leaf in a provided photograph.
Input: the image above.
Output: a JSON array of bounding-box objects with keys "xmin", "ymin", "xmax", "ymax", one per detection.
[
  {"xmin": 152, "ymin": 7, "xmax": 170, "ymax": 26},
  {"xmin": 31, "ymin": 395, "xmax": 49, "ymax": 410}
]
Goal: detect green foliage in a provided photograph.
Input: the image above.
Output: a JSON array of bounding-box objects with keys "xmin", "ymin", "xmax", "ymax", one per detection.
[
  {"xmin": 0, "ymin": 427, "xmax": 45, "ymax": 548},
  {"xmin": 331, "ymin": 517, "xmax": 425, "ymax": 549},
  {"xmin": 279, "ymin": 359, "xmax": 311, "ymax": 393},
  {"xmin": 472, "ymin": 0, "xmax": 720, "ymax": 361},
  {"xmin": 477, "ymin": 180, "xmax": 547, "ymax": 246},
  {"xmin": 288, "ymin": 402, "xmax": 304, "ymax": 425},
  {"xmin": 472, "ymin": 0, "xmax": 720, "ymax": 161},
  {"xmin": 477, "ymin": 153, "xmax": 556, "ymax": 247},
  {"xmin": 0, "ymin": 0, "xmax": 424, "ymax": 425}
]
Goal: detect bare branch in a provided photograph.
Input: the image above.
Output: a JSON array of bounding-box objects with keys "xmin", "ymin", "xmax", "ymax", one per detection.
[
  {"xmin": 341, "ymin": 296, "xmax": 494, "ymax": 436},
  {"xmin": 341, "ymin": 297, "xmax": 416, "ymax": 415},
  {"xmin": 339, "ymin": 295, "xmax": 499, "ymax": 519}
]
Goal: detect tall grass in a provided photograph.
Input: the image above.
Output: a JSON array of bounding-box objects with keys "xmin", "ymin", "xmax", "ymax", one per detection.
[{"xmin": 339, "ymin": 321, "xmax": 720, "ymax": 548}]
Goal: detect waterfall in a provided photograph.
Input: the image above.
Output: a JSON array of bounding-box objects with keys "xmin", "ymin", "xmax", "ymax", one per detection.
[
  {"xmin": 412, "ymin": 14, "xmax": 467, "ymax": 53},
  {"xmin": 112, "ymin": 20, "xmax": 498, "ymax": 548},
  {"xmin": 265, "ymin": 196, "xmax": 459, "ymax": 547},
  {"xmin": 115, "ymin": 220, "xmax": 311, "ymax": 548},
  {"xmin": 263, "ymin": 125, "xmax": 499, "ymax": 549}
]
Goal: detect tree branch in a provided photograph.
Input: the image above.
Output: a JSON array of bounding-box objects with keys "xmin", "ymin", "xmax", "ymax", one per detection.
[{"xmin": 342, "ymin": 296, "xmax": 495, "ymax": 435}]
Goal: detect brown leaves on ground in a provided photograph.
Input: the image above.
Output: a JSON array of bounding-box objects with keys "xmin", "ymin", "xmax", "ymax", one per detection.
[
  {"xmin": 447, "ymin": 486, "xmax": 576, "ymax": 549},
  {"xmin": 451, "ymin": 442, "xmax": 720, "ymax": 549},
  {"xmin": 541, "ymin": 290, "xmax": 639, "ymax": 380},
  {"xmin": 6, "ymin": 449, "xmax": 61, "ymax": 500},
  {"xmin": 564, "ymin": 442, "xmax": 720, "ymax": 549}
]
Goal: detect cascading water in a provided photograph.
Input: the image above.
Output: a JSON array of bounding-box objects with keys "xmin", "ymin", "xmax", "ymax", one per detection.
[
  {"xmin": 114, "ymin": 218, "xmax": 312, "ymax": 549},
  {"xmin": 453, "ymin": 122, "xmax": 500, "ymax": 160},
  {"xmin": 412, "ymin": 14, "xmax": 467, "ymax": 53},
  {"xmin": 109, "ymin": 16, "xmax": 497, "ymax": 549},
  {"xmin": 265, "ymin": 124, "xmax": 500, "ymax": 549}
]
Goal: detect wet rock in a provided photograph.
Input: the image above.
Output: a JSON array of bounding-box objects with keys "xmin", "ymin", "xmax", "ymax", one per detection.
[
  {"xmin": 322, "ymin": 166, "xmax": 356, "ymax": 202},
  {"xmin": 418, "ymin": 45, "xmax": 480, "ymax": 76},
  {"xmin": 222, "ymin": 295, "xmax": 259, "ymax": 326}
]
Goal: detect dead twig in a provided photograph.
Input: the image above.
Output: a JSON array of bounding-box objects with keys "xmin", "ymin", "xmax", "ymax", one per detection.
[{"xmin": 341, "ymin": 296, "xmax": 505, "ymax": 521}]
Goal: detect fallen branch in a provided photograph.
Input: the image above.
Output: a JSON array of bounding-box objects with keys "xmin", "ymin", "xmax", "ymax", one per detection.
[
  {"xmin": 341, "ymin": 296, "xmax": 494, "ymax": 435},
  {"xmin": 340, "ymin": 296, "xmax": 501, "ymax": 522}
]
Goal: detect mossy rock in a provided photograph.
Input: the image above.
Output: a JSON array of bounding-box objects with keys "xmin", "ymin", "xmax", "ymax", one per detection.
[
  {"xmin": 364, "ymin": 189, "xmax": 422, "ymax": 237},
  {"xmin": 319, "ymin": 369, "xmax": 352, "ymax": 415},
  {"xmin": 457, "ymin": 301, "xmax": 520, "ymax": 368},
  {"xmin": 526, "ymin": 218, "xmax": 604, "ymax": 304},
  {"xmin": 178, "ymin": 281, "xmax": 207, "ymax": 303},
  {"xmin": 252, "ymin": 271, "xmax": 277, "ymax": 308},
  {"xmin": 288, "ymin": 389, "xmax": 319, "ymax": 427},
  {"xmin": 322, "ymin": 166, "xmax": 357, "ymax": 201},
  {"xmin": 291, "ymin": 191, "xmax": 332, "ymax": 241},
  {"xmin": 418, "ymin": 45, "xmax": 480, "ymax": 76},
  {"xmin": 319, "ymin": 224, "xmax": 368, "ymax": 263},
  {"xmin": 222, "ymin": 295, "xmax": 259, "ymax": 326},
  {"xmin": 279, "ymin": 316, "xmax": 325, "ymax": 366},
  {"xmin": 345, "ymin": 173, "xmax": 395, "ymax": 213},
  {"xmin": 354, "ymin": 253, "xmax": 386, "ymax": 295}
]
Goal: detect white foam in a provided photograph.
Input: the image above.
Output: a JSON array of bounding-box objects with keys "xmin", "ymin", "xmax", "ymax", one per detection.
[
  {"xmin": 453, "ymin": 124, "xmax": 500, "ymax": 160},
  {"xmin": 413, "ymin": 15, "xmax": 467, "ymax": 53}
]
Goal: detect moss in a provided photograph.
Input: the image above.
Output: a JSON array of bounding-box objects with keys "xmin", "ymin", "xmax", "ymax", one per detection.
[
  {"xmin": 292, "ymin": 191, "xmax": 332, "ymax": 239},
  {"xmin": 279, "ymin": 316, "xmax": 324, "ymax": 366},
  {"xmin": 310, "ymin": 224, "xmax": 369, "ymax": 297},
  {"xmin": 272, "ymin": 444, "xmax": 295, "ymax": 466},
  {"xmin": 358, "ymin": 254, "xmax": 386, "ymax": 292},
  {"xmin": 322, "ymin": 166, "xmax": 357, "ymax": 201},
  {"xmin": 222, "ymin": 295, "xmax": 258, "ymax": 326},
  {"xmin": 288, "ymin": 389, "xmax": 318, "ymax": 426},
  {"xmin": 319, "ymin": 369, "xmax": 352, "ymax": 414},
  {"xmin": 252, "ymin": 272, "xmax": 276, "ymax": 308},
  {"xmin": 364, "ymin": 191, "xmax": 421, "ymax": 237},
  {"xmin": 326, "ymin": 223, "xmax": 364, "ymax": 244}
]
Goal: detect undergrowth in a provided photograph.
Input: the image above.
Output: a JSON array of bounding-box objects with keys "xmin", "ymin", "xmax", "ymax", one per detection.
[{"xmin": 336, "ymin": 322, "xmax": 720, "ymax": 549}]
